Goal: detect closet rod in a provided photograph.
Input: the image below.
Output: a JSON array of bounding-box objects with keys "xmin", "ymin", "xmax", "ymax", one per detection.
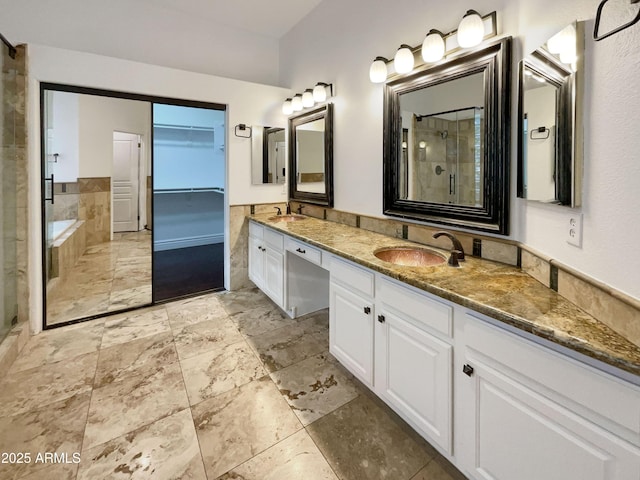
[
  {"xmin": 154, "ymin": 187, "xmax": 224, "ymax": 194},
  {"xmin": 153, "ymin": 123, "xmax": 215, "ymax": 132},
  {"xmin": 0, "ymin": 31, "xmax": 17, "ymax": 59}
]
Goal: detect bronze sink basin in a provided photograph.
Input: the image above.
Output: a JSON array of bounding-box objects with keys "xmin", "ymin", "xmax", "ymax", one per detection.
[
  {"xmin": 268, "ymin": 214, "xmax": 307, "ymax": 222},
  {"xmin": 374, "ymin": 246, "xmax": 446, "ymax": 267}
]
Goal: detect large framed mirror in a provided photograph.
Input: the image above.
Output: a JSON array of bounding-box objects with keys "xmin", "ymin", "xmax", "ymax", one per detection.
[
  {"xmin": 251, "ymin": 126, "xmax": 286, "ymax": 185},
  {"xmin": 288, "ymin": 103, "xmax": 334, "ymax": 206},
  {"xmin": 383, "ymin": 38, "xmax": 511, "ymax": 235},
  {"xmin": 517, "ymin": 22, "xmax": 584, "ymax": 207}
]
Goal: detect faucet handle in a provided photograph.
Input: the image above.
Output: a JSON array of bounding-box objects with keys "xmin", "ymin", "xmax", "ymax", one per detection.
[
  {"xmin": 274, "ymin": 206, "xmax": 282, "ymax": 215},
  {"xmin": 297, "ymin": 205, "xmax": 304, "ymax": 214},
  {"xmin": 448, "ymin": 250, "xmax": 461, "ymax": 268}
]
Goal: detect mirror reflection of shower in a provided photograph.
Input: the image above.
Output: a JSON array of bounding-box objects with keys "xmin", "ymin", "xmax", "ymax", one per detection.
[{"xmin": 410, "ymin": 106, "xmax": 484, "ymax": 206}]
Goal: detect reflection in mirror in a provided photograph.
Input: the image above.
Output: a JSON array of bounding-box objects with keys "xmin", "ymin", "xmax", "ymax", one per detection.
[
  {"xmin": 384, "ymin": 38, "xmax": 511, "ymax": 234},
  {"xmin": 400, "ymin": 72, "xmax": 484, "ymax": 206},
  {"xmin": 518, "ymin": 22, "xmax": 584, "ymax": 207},
  {"xmin": 42, "ymin": 86, "xmax": 152, "ymax": 326},
  {"xmin": 289, "ymin": 104, "xmax": 333, "ymax": 206},
  {"xmin": 251, "ymin": 126, "xmax": 286, "ymax": 185}
]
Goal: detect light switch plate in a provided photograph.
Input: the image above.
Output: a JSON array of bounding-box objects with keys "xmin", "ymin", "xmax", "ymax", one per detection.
[{"xmin": 566, "ymin": 213, "xmax": 583, "ymax": 247}]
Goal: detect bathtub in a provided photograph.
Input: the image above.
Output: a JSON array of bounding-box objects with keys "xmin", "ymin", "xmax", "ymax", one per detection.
[
  {"xmin": 49, "ymin": 220, "xmax": 86, "ymax": 280},
  {"xmin": 51, "ymin": 219, "xmax": 77, "ymax": 241}
]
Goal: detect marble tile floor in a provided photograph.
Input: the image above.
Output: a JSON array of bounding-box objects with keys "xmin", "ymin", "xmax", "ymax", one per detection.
[
  {"xmin": 46, "ymin": 231, "xmax": 152, "ymax": 326},
  {"xmin": 0, "ymin": 287, "xmax": 466, "ymax": 480}
]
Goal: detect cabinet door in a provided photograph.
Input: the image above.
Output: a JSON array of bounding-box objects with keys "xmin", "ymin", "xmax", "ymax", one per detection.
[
  {"xmin": 329, "ymin": 282, "xmax": 374, "ymax": 387},
  {"xmin": 375, "ymin": 308, "xmax": 452, "ymax": 454},
  {"xmin": 263, "ymin": 247, "xmax": 284, "ymax": 306},
  {"xmin": 459, "ymin": 357, "xmax": 640, "ymax": 480},
  {"xmin": 248, "ymin": 235, "xmax": 264, "ymax": 288}
]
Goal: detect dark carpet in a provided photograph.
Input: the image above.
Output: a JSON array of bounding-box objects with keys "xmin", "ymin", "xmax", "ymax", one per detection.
[{"xmin": 153, "ymin": 243, "xmax": 224, "ymax": 301}]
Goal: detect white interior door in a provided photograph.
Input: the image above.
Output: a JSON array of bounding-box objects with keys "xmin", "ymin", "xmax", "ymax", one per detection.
[{"xmin": 113, "ymin": 132, "xmax": 140, "ymax": 232}]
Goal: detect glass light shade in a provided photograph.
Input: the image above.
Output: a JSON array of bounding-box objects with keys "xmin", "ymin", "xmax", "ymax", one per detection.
[
  {"xmin": 282, "ymin": 98, "xmax": 293, "ymax": 115},
  {"xmin": 292, "ymin": 95, "xmax": 303, "ymax": 111},
  {"xmin": 422, "ymin": 30, "xmax": 445, "ymax": 63},
  {"xmin": 313, "ymin": 83, "xmax": 327, "ymax": 102},
  {"xmin": 369, "ymin": 57, "xmax": 388, "ymax": 83},
  {"xmin": 559, "ymin": 48, "xmax": 577, "ymax": 64},
  {"xmin": 402, "ymin": 141, "xmax": 408, "ymax": 149},
  {"xmin": 394, "ymin": 45, "xmax": 414, "ymax": 74},
  {"xmin": 302, "ymin": 89, "xmax": 314, "ymax": 108},
  {"xmin": 419, "ymin": 141, "xmax": 426, "ymax": 148},
  {"xmin": 457, "ymin": 10, "xmax": 485, "ymax": 48}
]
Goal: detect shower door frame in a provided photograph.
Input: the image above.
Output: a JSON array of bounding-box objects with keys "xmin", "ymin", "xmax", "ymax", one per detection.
[{"xmin": 40, "ymin": 82, "xmax": 226, "ymax": 330}]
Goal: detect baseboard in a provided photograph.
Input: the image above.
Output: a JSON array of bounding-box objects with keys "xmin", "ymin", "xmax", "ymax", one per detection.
[{"xmin": 154, "ymin": 233, "xmax": 224, "ymax": 251}]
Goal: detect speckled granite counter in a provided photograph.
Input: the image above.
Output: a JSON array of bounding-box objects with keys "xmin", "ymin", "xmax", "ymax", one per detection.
[{"xmin": 250, "ymin": 213, "xmax": 640, "ymax": 379}]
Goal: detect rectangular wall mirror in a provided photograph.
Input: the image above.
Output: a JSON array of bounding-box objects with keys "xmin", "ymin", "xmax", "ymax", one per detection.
[
  {"xmin": 288, "ymin": 103, "xmax": 333, "ymax": 206},
  {"xmin": 517, "ymin": 21, "xmax": 585, "ymax": 207},
  {"xmin": 383, "ymin": 38, "xmax": 511, "ymax": 235},
  {"xmin": 251, "ymin": 126, "xmax": 286, "ymax": 185}
]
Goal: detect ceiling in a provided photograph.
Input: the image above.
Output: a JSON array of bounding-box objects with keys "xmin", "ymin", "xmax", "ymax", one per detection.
[{"xmin": 133, "ymin": 0, "xmax": 325, "ymax": 38}]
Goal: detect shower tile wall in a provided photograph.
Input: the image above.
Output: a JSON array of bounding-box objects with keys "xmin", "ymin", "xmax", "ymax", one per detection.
[
  {"xmin": 53, "ymin": 182, "xmax": 79, "ymax": 221},
  {"xmin": 78, "ymin": 177, "xmax": 111, "ymax": 246}
]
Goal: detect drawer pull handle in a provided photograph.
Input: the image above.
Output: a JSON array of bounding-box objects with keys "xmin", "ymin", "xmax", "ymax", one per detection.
[
  {"xmin": 377, "ymin": 314, "xmax": 385, "ymax": 323},
  {"xmin": 463, "ymin": 364, "xmax": 474, "ymax": 377},
  {"xmin": 364, "ymin": 306, "xmax": 371, "ymax": 314},
  {"xmin": 296, "ymin": 247, "xmax": 306, "ymax": 254}
]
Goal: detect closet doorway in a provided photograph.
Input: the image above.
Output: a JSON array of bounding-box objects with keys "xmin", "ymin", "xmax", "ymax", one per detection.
[{"xmin": 40, "ymin": 83, "xmax": 226, "ymax": 329}]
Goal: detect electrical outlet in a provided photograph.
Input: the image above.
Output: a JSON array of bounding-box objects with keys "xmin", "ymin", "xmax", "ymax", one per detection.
[{"xmin": 566, "ymin": 213, "xmax": 583, "ymax": 247}]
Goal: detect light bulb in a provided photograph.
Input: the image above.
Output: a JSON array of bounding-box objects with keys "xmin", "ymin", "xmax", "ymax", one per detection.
[
  {"xmin": 292, "ymin": 94, "xmax": 303, "ymax": 111},
  {"xmin": 419, "ymin": 141, "xmax": 426, "ymax": 148},
  {"xmin": 282, "ymin": 98, "xmax": 293, "ymax": 115},
  {"xmin": 422, "ymin": 29, "xmax": 445, "ymax": 63},
  {"xmin": 394, "ymin": 45, "xmax": 414, "ymax": 74},
  {"xmin": 457, "ymin": 10, "xmax": 485, "ymax": 48},
  {"xmin": 369, "ymin": 57, "xmax": 388, "ymax": 83},
  {"xmin": 313, "ymin": 83, "xmax": 328, "ymax": 102},
  {"xmin": 302, "ymin": 89, "xmax": 314, "ymax": 108}
]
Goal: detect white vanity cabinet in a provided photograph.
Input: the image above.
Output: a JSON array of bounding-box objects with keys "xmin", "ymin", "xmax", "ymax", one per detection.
[
  {"xmin": 456, "ymin": 316, "xmax": 640, "ymax": 480},
  {"xmin": 329, "ymin": 256, "xmax": 375, "ymax": 388},
  {"xmin": 374, "ymin": 276, "xmax": 454, "ymax": 455},
  {"xmin": 248, "ymin": 222, "xmax": 284, "ymax": 307}
]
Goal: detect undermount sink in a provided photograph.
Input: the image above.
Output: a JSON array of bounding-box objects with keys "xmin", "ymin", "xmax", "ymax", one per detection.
[
  {"xmin": 374, "ymin": 247, "xmax": 446, "ymax": 267},
  {"xmin": 268, "ymin": 214, "xmax": 307, "ymax": 222}
]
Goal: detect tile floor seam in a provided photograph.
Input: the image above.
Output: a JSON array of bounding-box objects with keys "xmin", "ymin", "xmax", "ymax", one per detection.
[{"xmin": 76, "ymin": 343, "xmax": 102, "ymax": 480}]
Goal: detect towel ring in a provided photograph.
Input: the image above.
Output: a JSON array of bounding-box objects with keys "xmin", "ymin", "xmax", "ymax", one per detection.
[{"xmin": 594, "ymin": 0, "xmax": 640, "ymax": 41}]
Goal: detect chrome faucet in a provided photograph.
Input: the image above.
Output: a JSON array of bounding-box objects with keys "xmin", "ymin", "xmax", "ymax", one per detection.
[{"xmin": 433, "ymin": 231, "xmax": 465, "ymax": 265}]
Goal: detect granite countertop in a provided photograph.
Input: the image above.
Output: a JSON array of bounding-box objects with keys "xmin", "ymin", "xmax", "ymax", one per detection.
[{"xmin": 250, "ymin": 213, "xmax": 640, "ymax": 379}]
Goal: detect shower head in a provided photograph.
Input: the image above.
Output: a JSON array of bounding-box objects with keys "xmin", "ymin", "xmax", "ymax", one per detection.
[{"xmin": 440, "ymin": 130, "xmax": 448, "ymax": 139}]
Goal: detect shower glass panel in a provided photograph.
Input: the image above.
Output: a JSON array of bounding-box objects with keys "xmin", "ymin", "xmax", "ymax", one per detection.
[
  {"xmin": 152, "ymin": 103, "xmax": 226, "ymax": 301},
  {"xmin": 410, "ymin": 106, "xmax": 484, "ymax": 206},
  {"xmin": 1, "ymin": 45, "xmax": 18, "ymax": 341}
]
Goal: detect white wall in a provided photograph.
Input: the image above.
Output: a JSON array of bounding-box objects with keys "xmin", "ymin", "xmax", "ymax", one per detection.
[
  {"xmin": 524, "ymin": 85, "xmax": 556, "ymax": 202},
  {"xmin": 279, "ymin": 0, "xmax": 640, "ymax": 301},
  {"xmin": 50, "ymin": 91, "xmax": 79, "ymax": 182},
  {"xmin": 27, "ymin": 45, "xmax": 291, "ymax": 333}
]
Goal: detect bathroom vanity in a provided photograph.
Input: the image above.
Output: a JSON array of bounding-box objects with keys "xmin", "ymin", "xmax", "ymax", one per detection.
[{"xmin": 248, "ymin": 214, "xmax": 640, "ymax": 480}]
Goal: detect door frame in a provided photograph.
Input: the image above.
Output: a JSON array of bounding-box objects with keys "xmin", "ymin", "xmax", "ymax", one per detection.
[{"xmin": 40, "ymin": 82, "xmax": 226, "ymax": 330}]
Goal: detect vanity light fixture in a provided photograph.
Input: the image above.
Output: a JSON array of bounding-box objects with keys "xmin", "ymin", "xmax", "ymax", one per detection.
[
  {"xmin": 457, "ymin": 10, "xmax": 485, "ymax": 48},
  {"xmin": 302, "ymin": 89, "xmax": 315, "ymax": 108},
  {"xmin": 369, "ymin": 56, "xmax": 389, "ymax": 83},
  {"xmin": 313, "ymin": 82, "xmax": 333, "ymax": 102},
  {"xmin": 292, "ymin": 94, "xmax": 303, "ymax": 112},
  {"xmin": 422, "ymin": 29, "xmax": 446, "ymax": 62},
  {"xmin": 282, "ymin": 83, "xmax": 334, "ymax": 116},
  {"xmin": 394, "ymin": 44, "xmax": 415, "ymax": 74},
  {"xmin": 282, "ymin": 98, "xmax": 293, "ymax": 115},
  {"xmin": 368, "ymin": 11, "xmax": 496, "ymax": 83}
]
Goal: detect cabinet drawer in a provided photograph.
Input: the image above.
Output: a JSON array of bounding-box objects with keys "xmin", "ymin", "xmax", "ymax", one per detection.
[
  {"xmin": 286, "ymin": 237, "xmax": 322, "ymax": 266},
  {"xmin": 465, "ymin": 317, "xmax": 640, "ymax": 445},
  {"xmin": 377, "ymin": 276, "xmax": 452, "ymax": 338},
  {"xmin": 264, "ymin": 227, "xmax": 284, "ymax": 251},
  {"xmin": 249, "ymin": 221, "xmax": 263, "ymax": 239},
  {"xmin": 330, "ymin": 256, "xmax": 374, "ymax": 298}
]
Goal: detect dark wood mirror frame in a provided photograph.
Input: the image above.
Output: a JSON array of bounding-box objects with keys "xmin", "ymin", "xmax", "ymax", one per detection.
[
  {"xmin": 289, "ymin": 103, "xmax": 334, "ymax": 207},
  {"xmin": 383, "ymin": 37, "xmax": 512, "ymax": 235}
]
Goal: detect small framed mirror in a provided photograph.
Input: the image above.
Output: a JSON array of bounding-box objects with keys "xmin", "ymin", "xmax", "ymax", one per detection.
[
  {"xmin": 251, "ymin": 126, "xmax": 286, "ymax": 184},
  {"xmin": 517, "ymin": 22, "xmax": 584, "ymax": 207},
  {"xmin": 288, "ymin": 103, "xmax": 333, "ymax": 206},
  {"xmin": 384, "ymin": 38, "xmax": 511, "ymax": 235}
]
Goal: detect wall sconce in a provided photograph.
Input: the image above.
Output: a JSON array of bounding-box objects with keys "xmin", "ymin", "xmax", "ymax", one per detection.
[
  {"xmin": 369, "ymin": 10, "xmax": 496, "ymax": 83},
  {"xmin": 422, "ymin": 30, "xmax": 445, "ymax": 62},
  {"xmin": 369, "ymin": 56, "xmax": 389, "ymax": 83},
  {"xmin": 282, "ymin": 82, "xmax": 334, "ymax": 115},
  {"xmin": 282, "ymin": 98, "xmax": 293, "ymax": 115},
  {"xmin": 394, "ymin": 45, "xmax": 414, "ymax": 74},
  {"xmin": 457, "ymin": 10, "xmax": 485, "ymax": 48},
  {"xmin": 419, "ymin": 141, "xmax": 427, "ymax": 149}
]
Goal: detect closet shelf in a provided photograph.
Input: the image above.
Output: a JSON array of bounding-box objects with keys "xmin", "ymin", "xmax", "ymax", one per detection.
[
  {"xmin": 154, "ymin": 187, "xmax": 224, "ymax": 194},
  {"xmin": 153, "ymin": 123, "xmax": 215, "ymax": 132}
]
